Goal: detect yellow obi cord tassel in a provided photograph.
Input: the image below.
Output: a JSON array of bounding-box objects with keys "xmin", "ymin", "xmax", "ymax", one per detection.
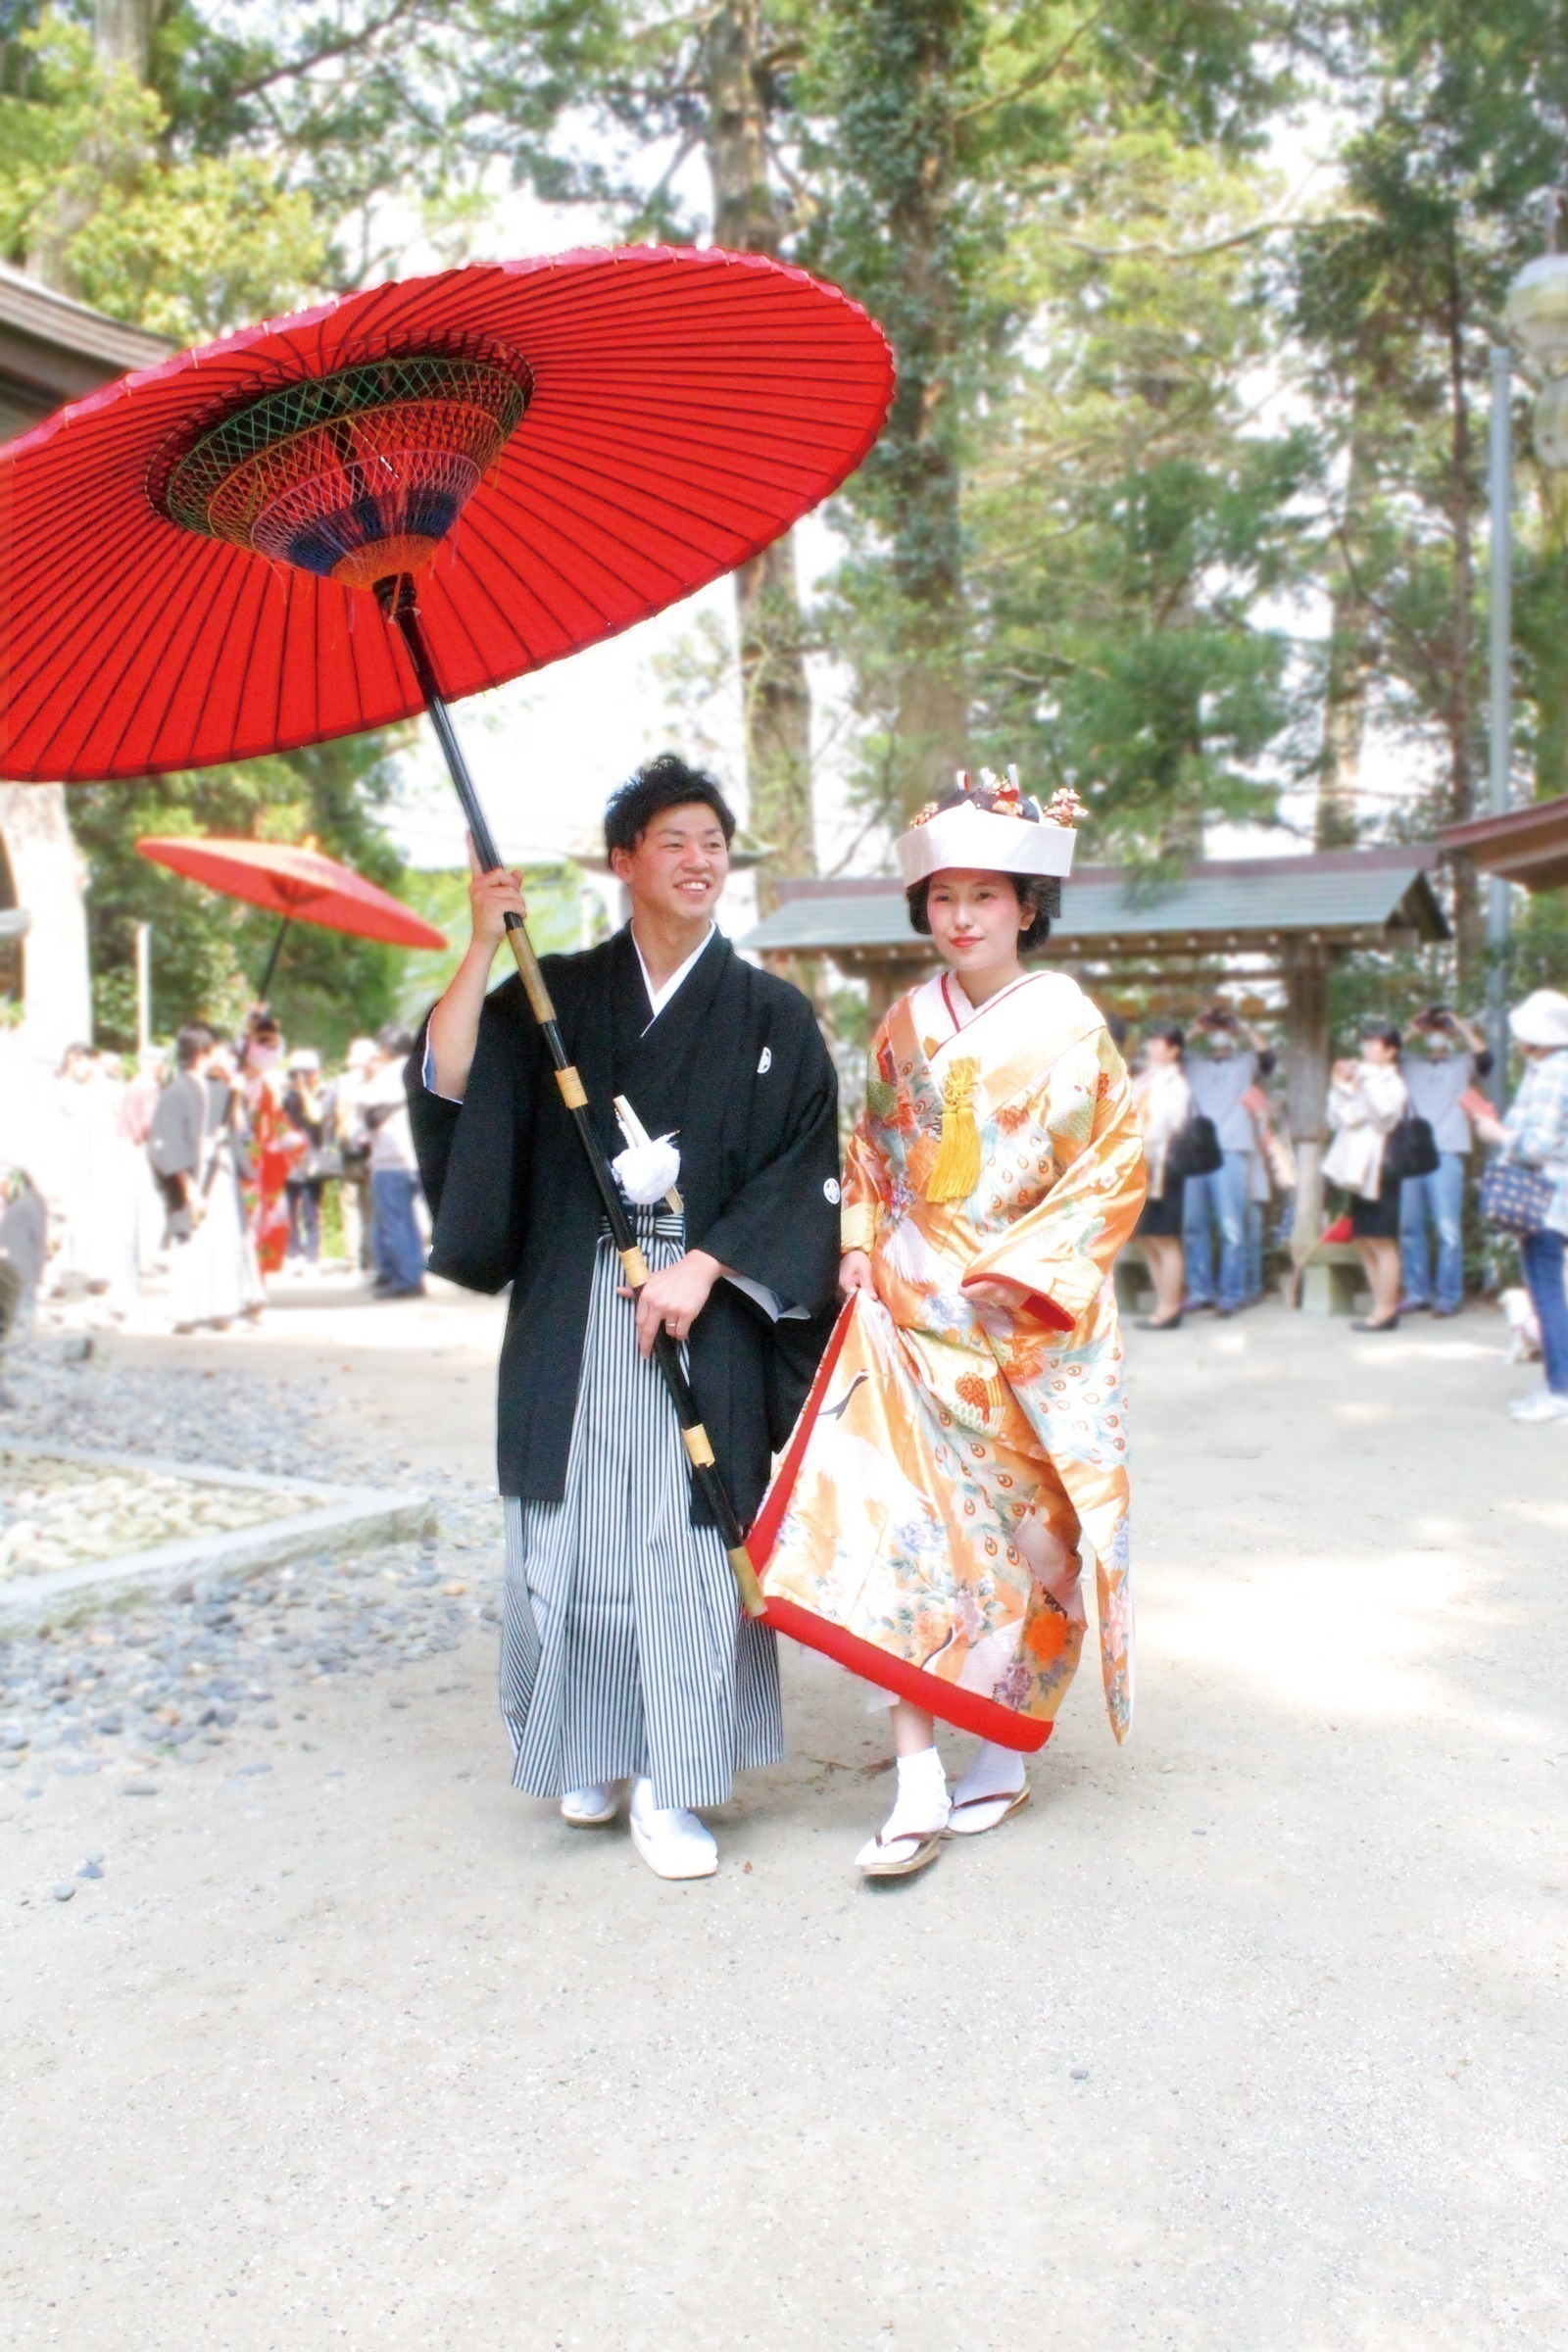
[{"xmin": 924, "ymin": 1057, "xmax": 982, "ymax": 1201}]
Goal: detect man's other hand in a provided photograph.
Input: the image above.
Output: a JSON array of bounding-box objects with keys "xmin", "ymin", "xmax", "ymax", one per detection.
[{"xmin": 620, "ymin": 1249, "xmax": 723, "ymax": 1357}]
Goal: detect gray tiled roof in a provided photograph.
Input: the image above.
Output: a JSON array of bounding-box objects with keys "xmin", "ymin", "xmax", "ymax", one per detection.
[{"xmin": 741, "ymin": 853, "xmax": 1447, "ymax": 956}]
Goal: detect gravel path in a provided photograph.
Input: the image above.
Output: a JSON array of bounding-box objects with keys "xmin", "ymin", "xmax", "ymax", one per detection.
[{"xmin": 0, "ymin": 1336, "xmax": 503, "ymax": 1791}]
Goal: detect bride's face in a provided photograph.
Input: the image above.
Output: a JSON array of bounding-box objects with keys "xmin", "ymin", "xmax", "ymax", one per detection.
[{"xmin": 924, "ymin": 868, "xmax": 1025, "ymax": 981}]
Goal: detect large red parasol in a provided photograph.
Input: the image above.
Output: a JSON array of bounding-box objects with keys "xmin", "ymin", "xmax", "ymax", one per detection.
[
  {"xmin": 0, "ymin": 245, "xmax": 895, "ymax": 1620},
  {"xmin": 0, "ymin": 247, "xmax": 894, "ymax": 780}
]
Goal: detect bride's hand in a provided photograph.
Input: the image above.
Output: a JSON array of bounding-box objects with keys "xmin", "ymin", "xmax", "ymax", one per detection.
[{"xmin": 839, "ymin": 1250, "xmax": 875, "ymax": 1298}]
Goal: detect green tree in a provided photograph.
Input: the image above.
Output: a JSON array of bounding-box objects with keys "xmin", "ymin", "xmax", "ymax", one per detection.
[
  {"xmin": 0, "ymin": 1, "xmax": 435, "ymax": 1050},
  {"xmin": 1289, "ymin": 0, "xmax": 1568, "ymax": 977},
  {"xmin": 0, "ymin": 10, "xmax": 326, "ymax": 333},
  {"xmin": 964, "ymin": 127, "xmax": 1311, "ymax": 864},
  {"xmin": 806, "ymin": 0, "xmax": 1286, "ymax": 831}
]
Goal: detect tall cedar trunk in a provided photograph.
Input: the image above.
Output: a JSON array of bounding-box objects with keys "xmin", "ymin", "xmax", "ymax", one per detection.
[
  {"xmin": 1444, "ymin": 262, "xmax": 1483, "ymax": 987},
  {"xmin": 27, "ymin": 0, "xmax": 160, "ymax": 291},
  {"xmin": 882, "ymin": 0, "xmax": 969, "ymax": 815},
  {"xmin": 704, "ymin": 3, "xmax": 814, "ymax": 914},
  {"xmin": 1317, "ymin": 417, "xmax": 1372, "ymax": 850},
  {"xmin": 0, "ymin": 0, "xmax": 152, "ymax": 1049},
  {"xmin": 96, "ymin": 0, "xmax": 157, "ymax": 76}
]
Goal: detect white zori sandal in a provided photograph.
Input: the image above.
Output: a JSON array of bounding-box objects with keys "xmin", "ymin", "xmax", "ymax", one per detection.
[
  {"xmin": 945, "ymin": 1740, "xmax": 1030, "ymax": 1838},
  {"xmin": 857, "ymin": 1748, "xmax": 951, "ymax": 1880}
]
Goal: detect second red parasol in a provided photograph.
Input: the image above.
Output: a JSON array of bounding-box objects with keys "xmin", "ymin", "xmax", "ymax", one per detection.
[{"xmin": 136, "ymin": 834, "xmax": 448, "ymax": 997}]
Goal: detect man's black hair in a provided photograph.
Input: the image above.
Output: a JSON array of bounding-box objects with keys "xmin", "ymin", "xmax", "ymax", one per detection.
[
  {"xmin": 174, "ymin": 1023, "xmax": 214, "ymax": 1070},
  {"xmin": 1146, "ymin": 1022, "xmax": 1186, "ymax": 1053},
  {"xmin": 604, "ymin": 754, "xmax": 736, "ymax": 858},
  {"xmin": 906, "ymin": 871, "xmax": 1059, "ymax": 954},
  {"xmin": 377, "ymin": 1022, "xmax": 415, "ymax": 1056}
]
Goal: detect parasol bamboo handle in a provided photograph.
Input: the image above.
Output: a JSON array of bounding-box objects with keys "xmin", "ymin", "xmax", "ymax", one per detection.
[{"xmin": 380, "ymin": 577, "xmax": 766, "ymax": 1619}]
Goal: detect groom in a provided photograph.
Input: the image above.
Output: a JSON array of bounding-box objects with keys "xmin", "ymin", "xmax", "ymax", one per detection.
[{"xmin": 408, "ymin": 755, "xmax": 840, "ymax": 1879}]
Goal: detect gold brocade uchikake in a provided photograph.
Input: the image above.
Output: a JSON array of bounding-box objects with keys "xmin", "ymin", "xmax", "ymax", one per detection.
[{"xmin": 924, "ymin": 1057, "xmax": 982, "ymax": 1201}]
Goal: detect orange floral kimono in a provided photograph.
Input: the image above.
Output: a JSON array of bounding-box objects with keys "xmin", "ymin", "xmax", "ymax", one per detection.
[
  {"xmin": 244, "ymin": 1069, "xmax": 302, "ymax": 1278},
  {"xmin": 750, "ymin": 968, "xmax": 1147, "ymax": 1750}
]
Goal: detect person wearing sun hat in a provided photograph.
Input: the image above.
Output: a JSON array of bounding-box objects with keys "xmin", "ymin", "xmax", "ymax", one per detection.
[
  {"xmin": 1473, "ymin": 988, "xmax": 1568, "ymax": 1420},
  {"xmin": 750, "ymin": 768, "xmax": 1148, "ymax": 1877}
]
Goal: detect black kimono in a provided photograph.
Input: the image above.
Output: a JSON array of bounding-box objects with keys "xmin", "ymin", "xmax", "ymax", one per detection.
[{"xmin": 408, "ymin": 925, "xmax": 841, "ymax": 1808}]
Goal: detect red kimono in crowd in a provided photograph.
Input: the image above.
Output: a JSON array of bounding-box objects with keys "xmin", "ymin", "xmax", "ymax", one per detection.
[{"xmin": 244, "ymin": 1069, "xmax": 302, "ymax": 1276}]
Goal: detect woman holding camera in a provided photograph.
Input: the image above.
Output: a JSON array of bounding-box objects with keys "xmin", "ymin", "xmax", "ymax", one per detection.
[
  {"xmin": 1132, "ymin": 1025, "xmax": 1193, "ymax": 1329},
  {"xmin": 1322, "ymin": 1025, "xmax": 1409, "ymax": 1332}
]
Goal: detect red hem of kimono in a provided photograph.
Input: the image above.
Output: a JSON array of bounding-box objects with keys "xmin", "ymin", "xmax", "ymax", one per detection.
[
  {"xmin": 747, "ymin": 1297, "xmax": 1054, "ymax": 1755},
  {"xmin": 761, "ymin": 1594, "xmax": 1054, "ymax": 1752}
]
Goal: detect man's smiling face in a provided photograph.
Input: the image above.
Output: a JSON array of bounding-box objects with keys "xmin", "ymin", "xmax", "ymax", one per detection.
[{"xmin": 611, "ymin": 801, "xmax": 730, "ymax": 926}]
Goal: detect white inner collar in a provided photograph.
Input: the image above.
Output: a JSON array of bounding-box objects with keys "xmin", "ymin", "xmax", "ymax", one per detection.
[{"xmin": 632, "ymin": 922, "xmax": 716, "ymax": 1022}]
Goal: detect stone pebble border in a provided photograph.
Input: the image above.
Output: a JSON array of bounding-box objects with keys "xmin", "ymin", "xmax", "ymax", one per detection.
[{"xmin": 0, "ymin": 1441, "xmax": 435, "ymax": 1637}]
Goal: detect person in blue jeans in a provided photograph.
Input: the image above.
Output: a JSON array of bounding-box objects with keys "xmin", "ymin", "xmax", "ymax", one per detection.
[
  {"xmin": 1182, "ymin": 1008, "xmax": 1275, "ymax": 1315},
  {"xmin": 1398, "ymin": 1007, "xmax": 1492, "ymax": 1317},
  {"xmin": 1474, "ymin": 990, "xmax": 1568, "ymax": 1423},
  {"xmin": 362, "ymin": 1024, "xmax": 427, "ymax": 1298}
]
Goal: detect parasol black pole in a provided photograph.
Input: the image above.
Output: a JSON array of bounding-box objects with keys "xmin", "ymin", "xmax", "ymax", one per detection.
[
  {"xmin": 256, "ymin": 911, "xmax": 292, "ymax": 1001},
  {"xmin": 378, "ymin": 574, "xmax": 766, "ymax": 1619}
]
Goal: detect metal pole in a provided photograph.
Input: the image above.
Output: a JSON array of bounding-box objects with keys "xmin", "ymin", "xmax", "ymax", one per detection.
[
  {"xmin": 378, "ymin": 574, "xmax": 766, "ymax": 1619},
  {"xmin": 133, "ymin": 922, "xmax": 151, "ymax": 1055},
  {"xmin": 1486, "ymin": 345, "xmax": 1513, "ymax": 1105}
]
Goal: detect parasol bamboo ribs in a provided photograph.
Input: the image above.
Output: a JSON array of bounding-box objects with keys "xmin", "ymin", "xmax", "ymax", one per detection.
[{"xmin": 379, "ymin": 574, "xmax": 766, "ymax": 1619}]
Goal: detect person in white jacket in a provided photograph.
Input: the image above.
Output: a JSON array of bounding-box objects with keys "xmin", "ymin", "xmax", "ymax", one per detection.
[
  {"xmin": 1131, "ymin": 1025, "xmax": 1195, "ymax": 1329},
  {"xmin": 1322, "ymin": 1024, "xmax": 1409, "ymax": 1331}
]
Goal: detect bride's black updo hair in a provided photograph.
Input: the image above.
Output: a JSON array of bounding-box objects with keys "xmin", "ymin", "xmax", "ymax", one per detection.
[{"xmin": 904, "ymin": 779, "xmax": 1061, "ymax": 951}]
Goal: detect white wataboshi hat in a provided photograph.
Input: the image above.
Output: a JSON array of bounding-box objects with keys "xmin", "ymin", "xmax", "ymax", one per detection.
[{"xmin": 894, "ymin": 767, "xmax": 1084, "ymax": 888}]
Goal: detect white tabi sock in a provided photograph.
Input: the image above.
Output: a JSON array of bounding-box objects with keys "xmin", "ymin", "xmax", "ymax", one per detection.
[
  {"xmin": 885, "ymin": 1745, "xmax": 949, "ymax": 1839},
  {"xmin": 954, "ymin": 1739, "xmax": 1026, "ymax": 1807}
]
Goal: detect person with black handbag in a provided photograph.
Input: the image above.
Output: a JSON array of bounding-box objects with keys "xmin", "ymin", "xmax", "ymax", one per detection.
[
  {"xmin": 1398, "ymin": 1007, "xmax": 1492, "ymax": 1317},
  {"xmin": 1321, "ymin": 1024, "xmax": 1411, "ymax": 1331},
  {"xmin": 1472, "ymin": 990, "xmax": 1568, "ymax": 1422}
]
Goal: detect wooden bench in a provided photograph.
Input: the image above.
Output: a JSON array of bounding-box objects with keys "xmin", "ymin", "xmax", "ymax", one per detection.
[{"xmin": 1291, "ymin": 1239, "xmax": 1366, "ymax": 1315}]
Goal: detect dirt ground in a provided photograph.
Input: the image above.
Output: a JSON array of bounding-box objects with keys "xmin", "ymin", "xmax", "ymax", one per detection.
[{"xmin": 4, "ymin": 1291, "xmax": 1566, "ymax": 2351}]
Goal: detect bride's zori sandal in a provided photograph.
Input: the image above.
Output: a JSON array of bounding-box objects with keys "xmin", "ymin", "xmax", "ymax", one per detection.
[
  {"xmin": 857, "ymin": 1824, "xmax": 948, "ymax": 1878},
  {"xmin": 945, "ymin": 1785, "xmax": 1030, "ymax": 1838},
  {"xmin": 857, "ymin": 1747, "xmax": 950, "ymax": 1878}
]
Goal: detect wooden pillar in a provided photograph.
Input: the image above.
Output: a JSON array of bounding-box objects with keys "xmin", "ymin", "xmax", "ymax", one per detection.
[
  {"xmin": 1284, "ymin": 938, "xmax": 1333, "ymax": 1288},
  {"xmin": 862, "ymin": 956, "xmax": 912, "ymax": 1033}
]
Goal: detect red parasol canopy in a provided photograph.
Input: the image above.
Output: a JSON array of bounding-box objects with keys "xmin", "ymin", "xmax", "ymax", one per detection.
[
  {"xmin": 0, "ymin": 247, "xmax": 895, "ymax": 782},
  {"xmin": 135, "ymin": 835, "xmax": 448, "ymax": 950}
]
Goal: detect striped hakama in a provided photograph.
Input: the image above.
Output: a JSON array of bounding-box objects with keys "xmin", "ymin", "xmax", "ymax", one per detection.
[{"xmin": 500, "ymin": 1205, "xmax": 783, "ymax": 1810}]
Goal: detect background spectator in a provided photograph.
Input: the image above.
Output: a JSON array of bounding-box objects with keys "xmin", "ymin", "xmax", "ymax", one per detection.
[
  {"xmin": 1323, "ymin": 1024, "xmax": 1408, "ymax": 1333},
  {"xmin": 1132, "ymin": 1024, "xmax": 1193, "ymax": 1330},
  {"xmin": 1182, "ymin": 1006, "xmax": 1275, "ymax": 1316},
  {"xmin": 364, "ymin": 1026, "xmax": 426, "ymax": 1299},
  {"xmin": 1473, "ymin": 990, "xmax": 1568, "ymax": 1423},
  {"xmin": 333, "ymin": 1037, "xmax": 380, "ymax": 1277},
  {"xmin": 1399, "ymin": 1006, "xmax": 1492, "ymax": 1318},
  {"xmin": 282, "ymin": 1047, "xmax": 332, "ymax": 1272}
]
